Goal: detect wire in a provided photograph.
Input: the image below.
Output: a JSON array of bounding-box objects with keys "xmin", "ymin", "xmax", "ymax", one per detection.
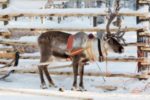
[{"xmin": 95, "ymin": 62, "xmax": 106, "ymax": 82}]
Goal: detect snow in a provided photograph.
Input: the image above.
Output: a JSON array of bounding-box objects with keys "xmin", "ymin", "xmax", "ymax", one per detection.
[
  {"xmin": 9, "ymin": 0, "xmax": 47, "ymax": 9},
  {"xmin": 0, "ymin": 74, "xmax": 150, "ymax": 100}
]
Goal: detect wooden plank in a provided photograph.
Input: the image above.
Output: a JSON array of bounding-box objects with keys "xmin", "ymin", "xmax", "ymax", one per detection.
[
  {"xmin": 141, "ymin": 47, "xmax": 150, "ymax": 52},
  {"xmin": 141, "ymin": 62, "xmax": 150, "ymax": 66},
  {"xmin": 0, "ymin": 32, "xmax": 11, "ymax": 38},
  {"xmin": 0, "ymin": 8, "xmax": 149, "ymax": 18},
  {"xmin": 0, "ymin": 67, "xmax": 149, "ymax": 78},
  {"xmin": 0, "ymin": 40, "xmax": 148, "ymax": 47},
  {"xmin": 124, "ymin": 42, "xmax": 149, "ymax": 47},
  {"xmin": 0, "ymin": 40, "xmax": 37, "ymax": 46},
  {"xmin": 20, "ymin": 56, "xmax": 146, "ymax": 62},
  {"xmin": 0, "ymin": 17, "xmax": 10, "ymax": 21},
  {"xmin": 0, "ymin": 47, "xmax": 14, "ymax": 52},
  {"xmin": 5, "ymin": 26, "xmax": 146, "ymax": 32},
  {"xmin": 139, "ymin": 0, "xmax": 150, "ymax": 4},
  {"xmin": 0, "ymin": 0, "xmax": 7, "ymax": 3},
  {"xmin": 139, "ymin": 31, "xmax": 150, "ymax": 37},
  {"xmin": 0, "ymin": 52, "xmax": 146, "ymax": 63},
  {"xmin": 0, "ymin": 52, "xmax": 15, "ymax": 59}
]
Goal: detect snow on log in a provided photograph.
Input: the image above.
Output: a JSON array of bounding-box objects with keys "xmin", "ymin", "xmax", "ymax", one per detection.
[
  {"xmin": 1, "ymin": 26, "xmax": 146, "ymax": 32},
  {"xmin": 0, "ymin": 39, "xmax": 37, "ymax": 46},
  {"xmin": 0, "ymin": 7, "xmax": 149, "ymax": 18}
]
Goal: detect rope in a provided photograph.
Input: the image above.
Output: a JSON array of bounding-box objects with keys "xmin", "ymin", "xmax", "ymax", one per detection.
[
  {"xmin": 0, "ymin": 59, "xmax": 15, "ymax": 69},
  {"xmin": 0, "ymin": 51, "xmax": 20, "ymax": 80},
  {"xmin": 95, "ymin": 62, "xmax": 106, "ymax": 82}
]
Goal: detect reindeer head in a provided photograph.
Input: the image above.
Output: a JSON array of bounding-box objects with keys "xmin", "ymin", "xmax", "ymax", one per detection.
[{"xmin": 104, "ymin": 0, "xmax": 126, "ymax": 54}]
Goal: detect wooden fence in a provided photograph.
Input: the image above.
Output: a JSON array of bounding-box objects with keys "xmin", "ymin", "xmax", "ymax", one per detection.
[{"xmin": 0, "ymin": 0, "xmax": 150, "ymax": 78}]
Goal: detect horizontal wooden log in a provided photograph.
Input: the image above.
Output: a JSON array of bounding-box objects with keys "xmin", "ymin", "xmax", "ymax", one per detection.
[
  {"xmin": 0, "ymin": 17, "xmax": 10, "ymax": 21},
  {"xmin": 0, "ymin": 52, "xmax": 15, "ymax": 59},
  {"xmin": 0, "ymin": 40, "xmax": 148, "ymax": 47},
  {"xmin": 0, "ymin": 52, "xmax": 146, "ymax": 62},
  {"xmin": 0, "ymin": 8, "xmax": 149, "ymax": 18},
  {"xmin": 141, "ymin": 47, "xmax": 150, "ymax": 52},
  {"xmin": 139, "ymin": 32, "xmax": 150, "ymax": 37},
  {"xmin": 26, "ymin": 71, "xmax": 150, "ymax": 78},
  {"xmin": 0, "ymin": 67, "xmax": 149, "ymax": 79},
  {"xmin": 5, "ymin": 26, "xmax": 146, "ymax": 32},
  {"xmin": 0, "ymin": 40, "xmax": 37, "ymax": 46},
  {"xmin": 124, "ymin": 42, "xmax": 149, "ymax": 47},
  {"xmin": 0, "ymin": 0, "xmax": 7, "ymax": 3},
  {"xmin": 139, "ymin": 0, "xmax": 150, "ymax": 4},
  {"xmin": 141, "ymin": 62, "xmax": 150, "ymax": 66},
  {"xmin": 0, "ymin": 48, "xmax": 14, "ymax": 52}
]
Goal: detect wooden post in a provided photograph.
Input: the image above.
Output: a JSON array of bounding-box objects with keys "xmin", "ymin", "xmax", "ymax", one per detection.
[
  {"xmin": 2, "ymin": 0, "xmax": 9, "ymax": 25},
  {"xmin": 93, "ymin": 16, "xmax": 97, "ymax": 27},
  {"xmin": 136, "ymin": 0, "xmax": 150, "ymax": 74}
]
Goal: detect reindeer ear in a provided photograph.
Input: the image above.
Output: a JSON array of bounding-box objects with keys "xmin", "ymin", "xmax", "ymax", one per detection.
[{"xmin": 88, "ymin": 33, "xmax": 95, "ymax": 39}]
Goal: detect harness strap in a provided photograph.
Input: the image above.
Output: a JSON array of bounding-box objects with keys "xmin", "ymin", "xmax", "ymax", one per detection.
[
  {"xmin": 70, "ymin": 48, "xmax": 88, "ymax": 56},
  {"xmin": 66, "ymin": 34, "xmax": 99, "ymax": 62},
  {"xmin": 98, "ymin": 38, "xmax": 103, "ymax": 58},
  {"xmin": 67, "ymin": 35, "xmax": 74, "ymax": 51}
]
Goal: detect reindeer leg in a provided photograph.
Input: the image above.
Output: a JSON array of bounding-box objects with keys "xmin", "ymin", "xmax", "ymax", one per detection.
[
  {"xmin": 71, "ymin": 56, "xmax": 79, "ymax": 91},
  {"xmin": 43, "ymin": 66, "xmax": 56, "ymax": 88},
  {"xmin": 38, "ymin": 66, "xmax": 47, "ymax": 89},
  {"xmin": 79, "ymin": 63, "xmax": 86, "ymax": 91},
  {"xmin": 39, "ymin": 50, "xmax": 50, "ymax": 89}
]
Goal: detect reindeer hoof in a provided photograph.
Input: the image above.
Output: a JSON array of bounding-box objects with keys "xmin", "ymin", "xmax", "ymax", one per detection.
[
  {"xmin": 40, "ymin": 84, "xmax": 48, "ymax": 89},
  {"xmin": 49, "ymin": 83, "xmax": 57, "ymax": 88},
  {"xmin": 79, "ymin": 87, "xmax": 87, "ymax": 91},
  {"xmin": 59, "ymin": 87, "xmax": 65, "ymax": 92},
  {"xmin": 71, "ymin": 86, "xmax": 78, "ymax": 91}
]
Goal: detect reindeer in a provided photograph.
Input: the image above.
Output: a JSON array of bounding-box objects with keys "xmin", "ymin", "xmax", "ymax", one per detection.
[{"xmin": 37, "ymin": 2, "xmax": 126, "ymax": 90}]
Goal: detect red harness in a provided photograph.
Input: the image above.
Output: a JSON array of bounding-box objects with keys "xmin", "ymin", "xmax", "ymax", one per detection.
[
  {"xmin": 66, "ymin": 34, "xmax": 98, "ymax": 62},
  {"xmin": 67, "ymin": 35, "xmax": 84, "ymax": 57},
  {"xmin": 67, "ymin": 35, "xmax": 74, "ymax": 51}
]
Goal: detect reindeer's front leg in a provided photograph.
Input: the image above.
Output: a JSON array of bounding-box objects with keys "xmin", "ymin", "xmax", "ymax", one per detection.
[
  {"xmin": 79, "ymin": 58, "xmax": 87, "ymax": 91},
  {"xmin": 79, "ymin": 63, "xmax": 84, "ymax": 90},
  {"xmin": 72, "ymin": 56, "xmax": 79, "ymax": 90}
]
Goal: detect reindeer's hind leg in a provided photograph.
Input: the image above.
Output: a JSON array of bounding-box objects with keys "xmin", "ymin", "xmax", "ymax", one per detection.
[
  {"xmin": 72, "ymin": 56, "xmax": 79, "ymax": 90},
  {"xmin": 38, "ymin": 65, "xmax": 47, "ymax": 89},
  {"xmin": 43, "ymin": 66, "xmax": 55, "ymax": 87},
  {"xmin": 38, "ymin": 47, "xmax": 51, "ymax": 89}
]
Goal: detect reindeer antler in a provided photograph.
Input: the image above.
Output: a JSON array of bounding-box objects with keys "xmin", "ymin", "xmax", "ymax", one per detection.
[
  {"xmin": 106, "ymin": 0, "xmax": 126, "ymax": 45},
  {"xmin": 106, "ymin": 0, "xmax": 120, "ymax": 36}
]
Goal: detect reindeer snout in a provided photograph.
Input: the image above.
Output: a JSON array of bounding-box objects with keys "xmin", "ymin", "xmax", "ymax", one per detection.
[{"xmin": 120, "ymin": 47, "xmax": 124, "ymax": 53}]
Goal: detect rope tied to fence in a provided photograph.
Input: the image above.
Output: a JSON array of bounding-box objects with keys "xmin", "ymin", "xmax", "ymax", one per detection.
[{"xmin": 0, "ymin": 51, "xmax": 20, "ymax": 80}]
